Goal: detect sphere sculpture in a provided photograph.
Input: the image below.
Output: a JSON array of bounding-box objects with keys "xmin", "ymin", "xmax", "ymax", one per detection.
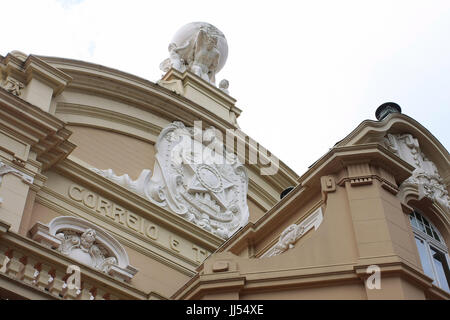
[{"xmin": 159, "ymin": 22, "xmax": 228, "ymax": 85}]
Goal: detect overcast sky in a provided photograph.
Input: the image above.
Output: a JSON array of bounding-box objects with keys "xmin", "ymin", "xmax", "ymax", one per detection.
[{"xmin": 2, "ymin": 0, "xmax": 449, "ymax": 175}]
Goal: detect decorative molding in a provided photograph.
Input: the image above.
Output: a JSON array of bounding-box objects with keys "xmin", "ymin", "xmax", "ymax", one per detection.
[
  {"xmin": 261, "ymin": 207, "xmax": 323, "ymax": 258},
  {"xmin": 320, "ymin": 175, "xmax": 336, "ymax": 202},
  {"xmin": 30, "ymin": 216, "xmax": 138, "ymax": 282},
  {"xmin": 346, "ymin": 162, "xmax": 373, "ymax": 186},
  {"xmin": 383, "ymin": 133, "xmax": 450, "ymax": 212},
  {"xmin": 91, "ymin": 121, "xmax": 250, "ymax": 239}
]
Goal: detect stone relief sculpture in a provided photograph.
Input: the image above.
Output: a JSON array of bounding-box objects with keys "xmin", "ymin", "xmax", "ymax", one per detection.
[
  {"xmin": 56, "ymin": 229, "xmax": 118, "ymax": 273},
  {"xmin": 92, "ymin": 121, "xmax": 250, "ymax": 239},
  {"xmin": 1, "ymin": 76, "xmax": 24, "ymax": 96},
  {"xmin": 219, "ymin": 79, "xmax": 230, "ymax": 94},
  {"xmin": 30, "ymin": 216, "xmax": 138, "ymax": 282},
  {"xmin": 159, "ymin": 22, "xmax": 228, "ymax": 86},
  {"xmin": 383, "ymin": 133, "xmax": 450, "ymax": 212},
  {"xmin": 261, "ymin": 207, "xmax": 323, "ymax": 258}
]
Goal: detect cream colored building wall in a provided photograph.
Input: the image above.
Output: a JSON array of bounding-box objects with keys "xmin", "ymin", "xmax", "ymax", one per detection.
[
  {"xmin": 247, "ymin": 199, "xmax": 266, "ymax": 223},
  {"xmin": 253, "ymin": 193, "xmax": 323, "ymax": 257},
  {"xmin": 26, "ymin": 202, "xmax": 61, "ymax": 232},
  {"xmin": 239, "ymin": 283, "xmax": 368, "ymax": 300},
  {"xmin": 122, "ymin": 243, "xmax": 191, "ymax": 297},
  {"xmin": 67, "ymin": 125, "xmax": 156, "ymax": 180}
]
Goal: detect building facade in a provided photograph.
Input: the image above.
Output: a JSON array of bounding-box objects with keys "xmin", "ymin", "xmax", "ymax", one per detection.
[{"xmin": 0, "ymin": 23, "xmax": 449, "ymax": 300}]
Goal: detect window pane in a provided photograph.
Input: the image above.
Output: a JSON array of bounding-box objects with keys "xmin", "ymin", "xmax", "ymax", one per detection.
[
  {"xmin": 417, "ymin": 220, "xmax": 426, "ymax": 233},
  {"xmin": 415, "ymin": 238, "xmax": 436, "ymax": 283},
  {"xmin": 432, "ymin": 230, "xmax": 441, "ymax": 242},
  {"xmin": 410, "ymin": 215, "xmax": 418, "ymax": 229},
  {"xmin": 414, "ymin": 211, "xmax": 423, "ymax": 223},
  {"xmin": 430, "ymin": 247, "xmax": 450, "ymax": 292},
  {"xmin": 425, "ymin": 226, "xmax": 434, "ymax": 237}
]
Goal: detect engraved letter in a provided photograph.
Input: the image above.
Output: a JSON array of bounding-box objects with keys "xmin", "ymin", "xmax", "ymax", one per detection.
[
  {"xmin": 68, "ymin": 185, "xmax": 83, "ymax": 202},
  {"xmin": 126, "ymin": 212, "xmax": 140, "ymax": 232},
  {"xmin": 145, "ymin": 224, "xmax": 159, "ymax": 240}
]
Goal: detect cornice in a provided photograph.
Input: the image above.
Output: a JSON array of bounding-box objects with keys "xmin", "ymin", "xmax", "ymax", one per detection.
[
  {"xmin": 56, "ymin": 103, "xmax": 162, "ymax": 142},
  {"xmin": 336, "ymin": 113, "xmax": 449, "ymax": 159},
  {"xmin": 173, "ymin": 257, "xmax": 450, "ymax": 299},
  {"xmin": 37, "ymin": 55, "xmax": 237, "ymax": 130},
  {"xmin": 24, "ymin": 55, "xmax": 72, "ymax": 95},
  {"xmin": 0, "ymin": 89, "xmax": 75, "ymax": 170}
]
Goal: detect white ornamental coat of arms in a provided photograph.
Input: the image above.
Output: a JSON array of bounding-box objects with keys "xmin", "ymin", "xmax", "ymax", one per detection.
[{"xmin": 92, "ymin": 122, "xmax": 250, "ymax": 239}]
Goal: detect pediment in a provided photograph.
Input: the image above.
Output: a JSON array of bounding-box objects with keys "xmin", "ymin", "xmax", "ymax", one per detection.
[
  {"xmin": 334, "ymin": 112, "xmax": 449, "ymax": 218},
  {"xmin": 335, "ymin": 113, "xmax": 449, "ymax": 186}
]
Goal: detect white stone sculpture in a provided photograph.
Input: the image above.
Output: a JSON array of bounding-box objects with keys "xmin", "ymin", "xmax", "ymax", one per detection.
[
  {"xmin": 261, "ymin": 207, "xmax": 323, "ymax": 258},
  {"xmin": 30, "ymin": 216, "xmax": 138, "ymax": 282},
  {"xmin": 159, "ymin": 22, "xmax": 228, "ymax": 85},
  {"xmin": 56, "ymin": 228, "xmax": 118, "ymax": 273},
  {"xmin": 219, "ymin": 79, "xmax": 229, "ymax": 94},
  {"xmin": 92, "ymin": 121, "xmax": 250, "ymax": 239},
  {"xmin": 383, "ymin": 133, "xmax": 450, "ymax": 212}
]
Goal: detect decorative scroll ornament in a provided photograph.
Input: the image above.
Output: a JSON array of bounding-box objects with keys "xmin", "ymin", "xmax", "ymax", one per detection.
[
  {"xmin": 383, "ymin": 133, "xmax": 450, "ymax": 212},
  {"xmin": 159, "ymin": 22, "xmax": 228, "ymax": 85},
  {"xmin": 1, "ymin": 76, "xmax": 24, "ymax": 96},
  {"xmin": 261, "ymin": 207, "xmax": 324, "ymax": 258},
  {"xmin": 92, "ymin": 122, "xmax": 250, "ymax": 239},
  {"xmin": 30, "ymin": 216, "xmax": 138, "ymax": 282}
]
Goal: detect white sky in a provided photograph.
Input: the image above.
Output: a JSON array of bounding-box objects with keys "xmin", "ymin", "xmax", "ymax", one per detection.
[{"xmin": 2, "ymin": 0, "xmax": 449, "ymax": 176}]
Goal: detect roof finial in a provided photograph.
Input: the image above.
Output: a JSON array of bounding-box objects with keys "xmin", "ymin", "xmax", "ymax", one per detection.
[{"xmin": 375, "ymin": 102, "xmax": 402, "ymax": 121}]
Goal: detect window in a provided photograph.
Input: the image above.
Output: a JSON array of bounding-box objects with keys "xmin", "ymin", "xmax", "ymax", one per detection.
[{"xmin": 410, "ymin": 211, "xmax": 450, "ymax": 292}]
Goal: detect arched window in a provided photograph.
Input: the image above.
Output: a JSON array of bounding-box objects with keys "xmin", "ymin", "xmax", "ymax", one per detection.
[{"xmin": 409, "ymin": 211, "xmax": 450, "ymax": 292}]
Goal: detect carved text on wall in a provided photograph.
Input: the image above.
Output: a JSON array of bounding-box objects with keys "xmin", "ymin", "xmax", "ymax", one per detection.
[{"xmin": 67, "ymin": 184, "xmax": 211, "ymax": 263}]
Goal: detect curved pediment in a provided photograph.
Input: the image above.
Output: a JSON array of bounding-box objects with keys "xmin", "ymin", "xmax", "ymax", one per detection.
[
  {"xmin": 334, "ymin": 112, "xmax": 449, "ymax": 223},
  {"xmin": 335, "ymin": 112, "xmax": 449, "ymax": 187},
  {"xmin": 30, "ymin": 216, "xmax": 138, "ymax": 282}
]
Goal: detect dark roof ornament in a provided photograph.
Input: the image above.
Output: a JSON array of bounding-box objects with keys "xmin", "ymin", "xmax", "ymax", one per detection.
[{"xmin": 375, "ymin": 102, "xmax": 402, "ymax": 121}]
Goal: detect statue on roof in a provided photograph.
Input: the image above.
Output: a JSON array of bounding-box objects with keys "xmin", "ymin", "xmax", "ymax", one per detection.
[{"xmin": 159, "ymin": 22, "xmax": 228, "ymax": 86}]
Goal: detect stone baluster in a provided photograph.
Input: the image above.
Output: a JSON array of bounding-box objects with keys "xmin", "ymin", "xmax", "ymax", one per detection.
[
  {"xmin": 34, "ymin": 263, "xmax": 53, "ymax": 291},
  {"xmin": 94, "ymin": 287, "xmax": 110, "ymax": 300},
  {"xmin": 62, "ymin": 274, "xmax": 81, "ymax": 300},
  {"xmin": 79, "ymin": 283, "xmax": 96, "ymax": 300},
  {"xmin": 21, "ymin": 256, "xmax": 40, "ymax": 286},
  {"xmin": 63, "ymin": 286, "xmax": 81, "ymax": 300},
  {"xmin": 47, "ymin": 269, "xmax": 65, "ymax": 298},
  {"xmin": 5, "ymin": 250, "xmax": 25, "ymax": 279}
]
